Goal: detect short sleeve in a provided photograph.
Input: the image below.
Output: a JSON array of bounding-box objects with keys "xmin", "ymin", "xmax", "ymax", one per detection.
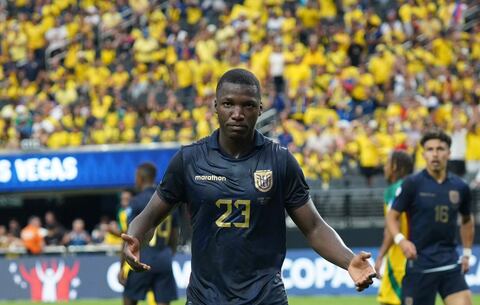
[
  {"xmin": 459, "ymin": 184, "xmax": 472, "ymax": 216},
  {"xmin": 391, "ymin": 176, "xmax": 415, "ymax": 212},
  {"xmin": 156, "ymin": 150, "xmax": 187, "ymax": 205},
  {"xmin": 284, "ymin": 150, "xmax": 310, "ymax": 208}
]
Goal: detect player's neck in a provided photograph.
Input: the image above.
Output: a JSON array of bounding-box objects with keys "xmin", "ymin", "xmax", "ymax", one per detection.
[
  {"xmin": 218, "ymin": 133, "xmax": 255, "ymax": 159},
  {"xmin": 426, "ymin": 168, "xmax": 447, "ymax": 183}
]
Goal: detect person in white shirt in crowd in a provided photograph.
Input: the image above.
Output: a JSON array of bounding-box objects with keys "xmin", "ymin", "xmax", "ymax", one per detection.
[
  {"xmin": 269, "ymin": 40, "xmax": 285, "ymax": 94},
  {"xmin": 448, "ymin": 118, "xmax": 468, "ymax": 177}
]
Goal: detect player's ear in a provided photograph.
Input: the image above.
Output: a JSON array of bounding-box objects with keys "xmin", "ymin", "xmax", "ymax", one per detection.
[{"xmin": 214, "ymin": 99, "xmax": 217, "ymax": 112}]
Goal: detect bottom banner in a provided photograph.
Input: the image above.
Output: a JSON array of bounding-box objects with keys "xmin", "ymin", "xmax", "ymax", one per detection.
[{"xmin": 0, "ymin": 246, "xmax": 479, "ymax": 301}]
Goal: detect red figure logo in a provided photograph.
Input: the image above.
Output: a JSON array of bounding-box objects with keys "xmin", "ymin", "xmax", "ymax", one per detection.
[{"xmin": 10, "ymin": 260, "xmax": 80, "ymax": 301}]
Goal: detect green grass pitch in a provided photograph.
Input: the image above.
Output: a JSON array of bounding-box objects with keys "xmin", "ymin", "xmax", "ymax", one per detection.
[{"xmin": 1, "ymin": 295, "xmax": 480, "ymax": 305}]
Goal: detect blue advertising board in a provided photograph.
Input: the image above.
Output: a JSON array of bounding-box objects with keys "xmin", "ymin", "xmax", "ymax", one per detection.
[
  {"xmin": 1, "ymin": 247, "xmax": 480, "ymax": 301},
  {"xmin": 0, "ymin": 146, "xmax": 179, "ymax": 193}
]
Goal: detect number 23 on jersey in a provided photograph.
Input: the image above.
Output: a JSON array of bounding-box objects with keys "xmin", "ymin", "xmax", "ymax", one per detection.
[{"xmin": 215, "ymin": 199, "xmax": 251, "ymax": 228}]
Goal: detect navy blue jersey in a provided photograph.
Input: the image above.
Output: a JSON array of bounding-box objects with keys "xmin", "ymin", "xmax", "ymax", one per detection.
[
  {"xmin": 392, "ymin": 170, "xmax": 472, "ymax": 271},
  {"xmin": 157, "ymin": 130, "xmax": 310, "ymax": 304},
  {"xmin": 128, "ymin": 186, "xmax": 178, "ymax": 272}
]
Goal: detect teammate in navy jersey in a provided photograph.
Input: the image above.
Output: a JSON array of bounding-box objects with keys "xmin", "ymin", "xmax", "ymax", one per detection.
[
  {"xmin": 122, "ymin": 163, "xmax": 178, "ymax": 305},
  {"xmin": 386, "ymin": 130, "xmax": 474, "ymax": 305},
  {"xmin": 122, "ymin": 69, "xmax": 376, "ymax": 305}
]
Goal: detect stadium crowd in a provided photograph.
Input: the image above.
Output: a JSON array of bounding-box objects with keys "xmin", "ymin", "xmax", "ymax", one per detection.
[
  {"xmin": 0, "ymin": 211, "xmax": 124, "ymax": 254},
  {"xmin": 1, "ymin": 0, "xmax": 480, "ymax": 187}
]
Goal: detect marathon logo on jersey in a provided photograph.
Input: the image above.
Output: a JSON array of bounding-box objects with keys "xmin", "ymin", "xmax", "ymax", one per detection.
[
  {"xmin": 9, "ymin": 260, "xmax": 80, "ymax": 302},
  {"xmin": 449, "ymin": 190, "xmax": 460, "ymax": 205},
  {"xmin": 194, "ymin": 175, "xmax": 227, "ymax": 182},
  {"xmin": 254, "ymin": 170, "xmax": 273, "ymax": 192}
]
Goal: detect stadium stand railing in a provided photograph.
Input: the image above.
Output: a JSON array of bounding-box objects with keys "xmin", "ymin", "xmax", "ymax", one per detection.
[
  {"xmin": 256, "ymin": 108, "xmax": 278, "ymax": 136},
  {"xmin": 0, "ymin": 244, "xmax": 121, "ymax": 256},
  {"xmin": 308, "ymin": 180, "xmax": 480, "ymax": 229}
]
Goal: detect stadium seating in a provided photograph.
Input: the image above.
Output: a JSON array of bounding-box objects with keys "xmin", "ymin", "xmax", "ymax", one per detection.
[{"xmin": 0, "ymin": 0, "xmax": 480, "ymax": 186}]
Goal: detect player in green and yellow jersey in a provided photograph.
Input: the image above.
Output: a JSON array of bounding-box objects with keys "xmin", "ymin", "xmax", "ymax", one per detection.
[{"xmin": 376, "ymin": 150, "xmax": 414, "ymax": 305}]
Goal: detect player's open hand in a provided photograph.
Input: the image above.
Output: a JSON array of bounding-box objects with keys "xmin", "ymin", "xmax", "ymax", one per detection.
[
  {"xmin": 347, "ymin": 251, "xmax": 377, "ymax": 292},
  {"xmin": 461, "ymin": 256, "xmax": 470, "ymax": 274},
  {"xmin": 121, "ymin": 233, "xmax": 151, "ymax": 272},
  {"xmin": 398, "ymin": 239, "xmax": 417, "ymax": 260}
]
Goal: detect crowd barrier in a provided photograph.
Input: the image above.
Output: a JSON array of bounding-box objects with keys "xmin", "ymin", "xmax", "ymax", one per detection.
[{"xmin": 1, "ymin": 246, "xmax": 479, "ymax": 301}]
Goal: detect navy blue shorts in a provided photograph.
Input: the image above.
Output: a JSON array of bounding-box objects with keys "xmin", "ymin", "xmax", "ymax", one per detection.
[
  {"xmin": 401, "ymin": 266, "xmax": 469, "ymax": 305},
  {"xmin": 186, "ymin": 273, "xmax": 288, "ymax": 305},
  {"xmin": 123, "ymin": 269, "xmax": 178, "ymax": 303}
]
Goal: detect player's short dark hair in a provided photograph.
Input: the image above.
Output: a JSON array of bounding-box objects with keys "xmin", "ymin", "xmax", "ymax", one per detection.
[
  {"xmin": 216, "ymin": 68, "xmax": 261, "ymax": 99},
  {"xmin": 137, "ymin": 162, "xmax": 157, "ymax": 183},
  {"xmin": 420, "ymin": 129, "xmax": 452, "ymax": 148},
  {"xmin": 390, "ymin": 150, "xmax": 413, "ymax": 179}
]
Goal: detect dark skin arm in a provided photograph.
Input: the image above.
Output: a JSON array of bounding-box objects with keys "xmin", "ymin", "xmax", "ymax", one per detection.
[
  {"xmin": 288, "ymin": 199, "xmax": 377, "ymax": 291},
  {"xmin": 121, "ymin": 192, "xmax": 177, "ymax": 271}
]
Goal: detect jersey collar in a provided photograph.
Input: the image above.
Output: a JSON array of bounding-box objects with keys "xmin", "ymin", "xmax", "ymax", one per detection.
[
  {"xmin": 207, "ymin": 129, "xmax": 265, "ymax": 150},
  {"xmin": 421, "ymin": 169, "xmax": 452, "ymax": 183}
]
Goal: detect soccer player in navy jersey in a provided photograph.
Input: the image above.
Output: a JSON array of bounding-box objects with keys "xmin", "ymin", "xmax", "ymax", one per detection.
[
  {"xmin": 386, "ymin": 130, "xmax": 474, "ymax": 305},
  {"xmin": 122, "ymin": 163, "xmax": 178, "ymax": 305},
  {"xmin": 122, "ymin": 69, "xmax": 376, "ymax": 305}
]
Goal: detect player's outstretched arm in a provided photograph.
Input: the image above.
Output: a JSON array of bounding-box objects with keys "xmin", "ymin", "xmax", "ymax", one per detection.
[
  {"xmin": 122, "ymin": 192, "xmax": 177, "ymax": 271},
  {"xmin": 288, "ymin": 199, "xmax": 377, "ymax": 291}
]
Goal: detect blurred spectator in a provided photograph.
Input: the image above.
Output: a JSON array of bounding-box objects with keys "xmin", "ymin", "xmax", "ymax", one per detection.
[
  {"xmin": 91, "ymin": 215, "xmax": 122, "ymax": 245},
  {"xmin": 92, "ymin": 217, "xmax": 123, "ymax": 245},
  {"xmin": 357, "ymin": 121, "xmax": 382, "ymax": 186},
  {"xmin": 0, "ymin": 225, "xmax": 9, "ymax": 249},
  {"xmin": 269, "ymin": 40, "xmax": 285, "ymax": 94},
  {"xmin": 23, "ymin": 51, "xmax": 41, "ymax": 81},
  {"xmin": 20, "ymin": 216, "xmax": 44, "ymax": 255},
  {"xmin": 8, "ymin": 219, "xmax": 21, "ymax": 238},
  {"xmin": 277, "ymin": 125, "xmax": 293, "ymax": 148},
  {"xmin": 108, "ymin": 190, "xmax": 132, "ymax": 237},
  {"xmin": 43, "ymin": 211, "xmax": 65, "ymax": 246},
  {"xmin": 466, "ymin": 122, "xmax": 480, "ymax": 174},
  {"xmin": 105, "ymin": 220, "xmax": 123, "ymax": 245},
  {"xmin": 448, "ymin": 119, "xmax": 467, "ymax": 177},
  {"xmin": 305, "ymin": 123, "xmax": 335, "ymax": 154},
  {"xmin": 45, "ymin": 18, "xmax": 68, "ymax": 57},
  {"xmin": 62, "ymin": 218, "xmax": 91, "ymax": 246},
  {"xmin": 92, "ymin": 218, "xmax": 108, "ymax": 244}
]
